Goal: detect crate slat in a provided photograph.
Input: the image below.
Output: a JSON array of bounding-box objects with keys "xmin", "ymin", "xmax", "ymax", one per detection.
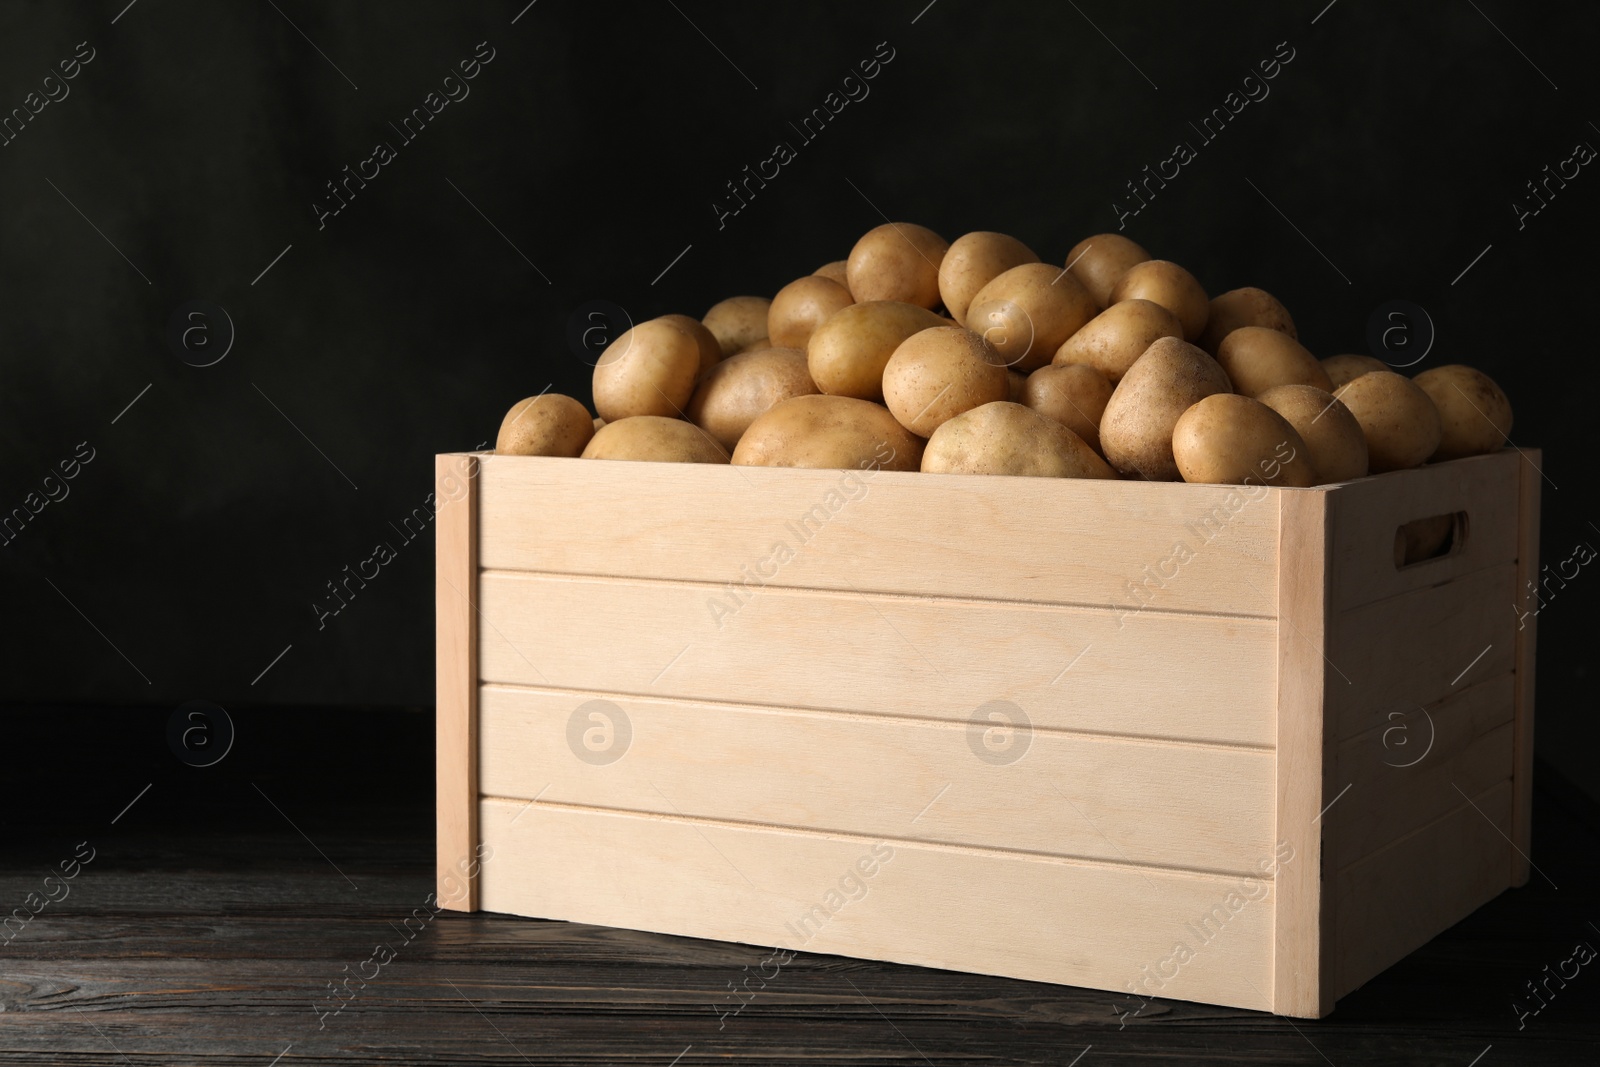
[
  {"xmin": 477, "ymin": 571, "xmax": 1279, "ymax": 746},
  {"xmin": 477, "ymin": 797, "xmax": 1277, "ymax": 1011}
]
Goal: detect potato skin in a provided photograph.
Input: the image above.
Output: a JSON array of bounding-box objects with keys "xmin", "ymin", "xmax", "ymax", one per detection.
[
  {"xmin": 1321, "ymin": 353, "xmax": 1388, "ymax": 389},
  {"xmin": 846, "ymin": 222, "xmax": 949, "ymax": 309},
  {"xmin": 702, "ymin": 296, "xmax": 773, "ymax": 358},
  {"xmin": 1108, "ymin": 260, "xmax": 1209, "ymax": 342},
  {"xmin": 965, "ymin": 262, "xmax": 1098, "ymax": 372},
  {"xmin": 1172, "ymin": 394, "xmax": 1317, "ymax": 487},
  {"xmin": 922, "ymin": 401, "xmax": 1116, "ymax": 479},
  {"xmin": 731, "ymin": 394, "xmax": 923, "ymax": 471},
  {"xmin": 658, "ymin": 313, "xmax": 723, "ymax": 379},
  {"xmin": 687, "ymin": 347, "xmax": 818, "ymax": 451},
  {"xmin": 882, "ymin": 326, "xmax": 1011, "ymax": 437},
  {"xmin": 496, "ymin": 393, "xmax": 596, "ymax": 457},
  {"xmin": 806, "ymin": 301, "xmax": 945, "ymax": 402},
  {"xmin": 1412, "ymin": 365, "xmax": 1513, "ymax": 461},
  {"xmin": 1052, "ymin": 298, "xmax": 1183, "ymax": 382},
  {"xmin": 1006, "ymin": 370, "xmax": 1027, "ymax": 404},
  {"xmin": 1216, "ymin": 326, "xmax": 1334, "ymax": 397},
  {"xmin": 593, "ymin": 318, "xmax": 703, "ymax": 421},
  {"xmin": 581, "ymin": 415, "xmax": 730, "ymax": 463},
  {"xmin": 1333, "ymin": 371, "xmax": 1442, "ymax": 472},
  {"xmin": 1023, "ymin": 364, "xmax": 1113, "ymax": 453},
  {"xmin": 1198, "ymin": 287, "xmax": 1297, "ymax": 354},
  {"xmin": 1065, "ymin": 233, "xmax": 1150, "ymax": 307},
  {"xmin": 812, "ymin": 260, "xmax": 851, "ymax": 292},
  {"xmin": 768, "ymin": 276, "xmax": 854, "ymax": 349},
  {"xmin": 1256, "ymin": 383, "xmax": 1368, "ymax": 484},
  {"xmin": 1099, "ymin": 336, "xmax": 1233, "ymax": 481},
  {"xmin": 938, "ymin": 231, "xmax": 1039, "ymax": 326}
]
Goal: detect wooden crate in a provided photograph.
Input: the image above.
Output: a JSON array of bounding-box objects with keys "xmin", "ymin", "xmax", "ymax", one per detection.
[{"xmin": 434, "ymin": 446, "xmax": 1540, "ymax": 1018}]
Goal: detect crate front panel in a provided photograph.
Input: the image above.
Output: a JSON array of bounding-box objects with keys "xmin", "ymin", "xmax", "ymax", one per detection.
[
  {"xmin": 476, "ymin": 456, "xmax": 1280, "ymax": 617},
  {"xmin": 477, "ymin": 571, "xmax": 1279, "ymax": 747},
  {"xmin": 477, "ymin": 797, "xmax": 1277, "ymax": 1012},
  {"xmin": 478, "ymin": 684, "xmax": 1276, "ymax": 875}
]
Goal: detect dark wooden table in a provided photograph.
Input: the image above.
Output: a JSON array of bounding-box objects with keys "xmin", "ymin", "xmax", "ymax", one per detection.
[{"xmin": 3, "ymin": 707, "xmax": 1597, "ymax": 1065}]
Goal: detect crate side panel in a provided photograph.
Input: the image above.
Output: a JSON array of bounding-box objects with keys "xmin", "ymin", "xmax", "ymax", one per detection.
[
  {"xmin": 1333, "ymin": 779, "xmax": 1512, "ymax": 999},
  {"xmin": 477, "ymin": 798, "xmax": 1276, "ymax": 1012},
  {"xmin": 480, "ymin": 685, "xmax": 1275, "ymax": 874},
  {"xmin": 477, "ymin": 571, "xmax": 1279, "ymax": 747},
  {"xmin": 477, "ymin": 456, "xmax": 1280, "ymax": 616}
]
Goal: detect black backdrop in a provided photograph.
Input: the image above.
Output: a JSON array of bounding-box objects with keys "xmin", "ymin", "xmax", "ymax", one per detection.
[{"xmin": 2, "ymin": 1, "xmax": 1596, "ymax": 798}]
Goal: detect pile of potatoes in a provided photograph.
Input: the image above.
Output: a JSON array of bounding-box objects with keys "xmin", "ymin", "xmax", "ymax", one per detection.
[{"xmin": 495, "ymin": 225, "xmax": 1514, "ymax": 493}]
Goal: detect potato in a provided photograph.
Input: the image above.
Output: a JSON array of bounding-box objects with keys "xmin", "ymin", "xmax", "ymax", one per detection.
[
  {"xmin": 1412, "ymin": 365, "xmax": 1513, "ymax": 461},
  {"xmin": 813, "ymin": 259, "xmax": 850, "ymax": 291},
  {"xmin": 687, "ymin": 346, "xmax": 818, "ymax": 451},
  {"xmin": 593, "ymin": 416, "xmax": 605, "ymax": 432},
  {"xmin": 1198, "ymin": 287, "xmax": 1297, "ymax": 354},
  {"xmin": 1216, "ymin": 327, "xmax": 1333, "ymax": 397},
  {"xmin": 1023, "ymin": 364, "xmax": 1113, "ymax": 453},
  {"xmin": 768, "ymin": 275, "xmax": 853, "ymax": 349},
  {"xmin": 1256, "ymin": 384, "xmax": 1368, "ymax": 484},
  {"xmin": 1108, "ymin": 260, "xmax": 1209, "ymax": 341},
  {"xmin": 737, "ymin": 335, "xmax": 772, "ymax": 354},
  {"xmin": 1333, "ymin": 371, "xmax": 1442, "ymax": 472},
  {"xmin": 923, "ymin": 402, "xmax": 1116, "ymax": 479},
  {"xmin": 846, "ymin": 222, "xmax": 949, "ymax": 309},
  {"xmin": 581, "ymin": 415, "xmax": 729, "ymax": 463},
  {"xmin": 496, "ymin": 393, "xmax": 595, "ymax": 457},
  {"xmin": 1006, "ymin": 369, "xmax": 1027, "ymax": 404},
  {"xmin": 1396, "ymin": 513, "xmax": 1456, "ymax": 566},
  {"xmin": 937, "ymin": 231, "xmax": 1039, "ymax": 326},
  {"xmin": 965, "ymin": 263, "xmax": 1098, "ymax": 372},
  {"xmin": 1052, "ymin": 298, "xmax": 1183, "ymax": 382},
  {"xmin": 882, "ymin": 326, "xmax": 1010, "ymax": 436},
  {"xmin": 731, "ymin": 394, "xmax": 923, "ymax": 471},
  {"xmin": 1322, "ymin": 353, "xmax": 1388, "ymax": 388},
  {"xmin": 593, "ymin": 318, "xmax": 702, "ymax": 421},
  {"xmin": 1099, "ymin": 337, "xmax": 1232, "ymax": 481},
  {"xmin": 657, "ymin": 313, "xmax": 722, "ymax": 379},
  {"xmin": 806, "ymin": 300, "xmax": 945, "ymax": 402},
  {"xmin": 1065, "ymin": 233, "xmax": 1150, "ymax": 307},
  {"xmin": 702, "ymin": 296, "xmax": 772, "ymax": 358},
  {"xmin": 1172, "ymin": 394, "xmax": 1317, "ymax": 487}
]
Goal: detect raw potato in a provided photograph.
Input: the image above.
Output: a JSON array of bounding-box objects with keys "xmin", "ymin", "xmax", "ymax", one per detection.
[
  {"xmin": 593, "ymin": 417, "xmax": 605, "ymax": 431},
  {"xmin": 732, "ymin": 394, "xmax": 924, "ymax": 471},
  {"xmin": 1322, "ymin": 353, "xmax": 1388, "ymax": 389},
  {"xmin": 806, "ymin": 301, "xmax": 945, "ymax": 402},
  {"xmin": 1198, "ymin": 287, "xmax": 1297, "ymax": 354},
  {"xmin": 737, "ymin": 336, "xmax": 772, "ymax": 354},
  {"xmin": 1023, "ymin": 364, "xmax": 1113, "ymax": 453},
  {"xmin": 687, "ymin": 347, "xmax": 818, "ymax": 451},
  {"xmin": 1052, "ymin": 298, "xmax": 1183, "ymax": 382},
  {"xmin": 1216, "ymin": 327, "xmax": 1334, "ymax": 397},
  {"xmin": 658, "ymin": 313, "xmax": 723, "ymax": 379},
  {"xmin": 702, "ymin": 296, "xmax": 773, "ymax": 358},
  {"xmin": 1006, "ymin": 369, "xmax": 1027, "ymax": 404},
  {"xmin": 922, "ymin": 401, "xmax": 1116, "ymax": 479},
  {"xmin": 1108, "ymin": 260, "xmax": 1210, "ymax": 342},
  {"xmin": 1099, "ymin": 337, "xmax": 1233, "ymax": 481},
  {"xmin": 1412, "ymin": 364, "xmax": 1513, "ymax": 461},
  {"xmin": 965, "ymin": 263, "xmax": 1098, "ymax": 372},
  {"xmin": 768, "ymin": 275, "xmax": 853, "ymax": 349},
  {"xmin": 1256, "ymin": 384, "xmax": 1368, "ymax": 484},
  {"xmin": 1065, "ymin": 233, "xmax": 1150, "ymax": 307},
  {"xmin": 593, "ymin": 318, "xmax": 703, "ymax": 421},
  {"xmin": 882, "ymin": 326, "xmax": 1011, "ymax": 436},
  {"xmin": 846, "ymin": 222, "xmax": 949, "ymax": 309},
  {"xmin": 1333, "ymin": 371, "xmax": 1443, "ymax": 473},
  {"xmin": 938, "ymin": 231, "xmax": 1039, "ymax": 326},
  {"xmin": 1395, "ymin": 513, "xmax": 1457, "ymax": 566},
  {"xmin": 581, "ymin": 415, "xmax": 729, "ymax": 464},
  {"xmin": 813, "ymin": 260, "xmax": 851, "ymax": 291},
  {"xmin": 1172, "ymin": 394, "xmax": 1317, "ymax": 487},
  {"xmin": 496, "ymin": 393, "xmax": 596, "ymax": 457}
]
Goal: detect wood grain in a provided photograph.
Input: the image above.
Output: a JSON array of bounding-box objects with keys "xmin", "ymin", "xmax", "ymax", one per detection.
[
  {"xmin": 478, "ymin": 683, "xmax": 1276, "ymax": 874},
  {"xmin": 436, "ymin": 453, "xmax": 480, "ymax": 913}
]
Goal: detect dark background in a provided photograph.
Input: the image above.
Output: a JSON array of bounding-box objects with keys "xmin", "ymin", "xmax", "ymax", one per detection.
[{"xmin": 1, "ymin": 1, "xmax": 1595, "ymax": 797}]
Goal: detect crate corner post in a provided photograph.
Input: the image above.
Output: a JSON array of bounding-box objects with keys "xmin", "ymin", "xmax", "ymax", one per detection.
[
  {"xmin": 1510, "ymin": 449, "xmax": 1541, "ymax": 888},
  {"xmin": 436, "ymin": 452, "xmax": 482, "ymax": 912}
]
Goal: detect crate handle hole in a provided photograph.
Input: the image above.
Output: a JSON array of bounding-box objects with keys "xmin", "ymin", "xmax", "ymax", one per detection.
[{"xmin": 1393, "ymin": 511, "xmax": 1469, "ymax": 569}]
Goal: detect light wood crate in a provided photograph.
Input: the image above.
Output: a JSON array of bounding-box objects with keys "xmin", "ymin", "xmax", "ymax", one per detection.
[{"xmin": 435, "ymin": 446, "xmax": 1540, "ymax": 1018}]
